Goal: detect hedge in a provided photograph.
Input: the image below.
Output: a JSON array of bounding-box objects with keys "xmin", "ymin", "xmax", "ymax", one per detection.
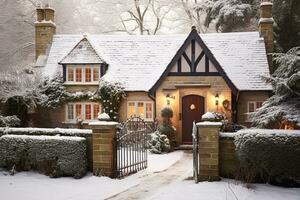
[
  {"xmin": 0, "ymin": 127, "xmax": 92, "ymax": 137},
  {"xmin": 0, "ymin": 134, "xmax": 87, "ymax": 178},
  {"xmin": 234, "ymin": 129, "xmax": 300, "ymax": 187}
]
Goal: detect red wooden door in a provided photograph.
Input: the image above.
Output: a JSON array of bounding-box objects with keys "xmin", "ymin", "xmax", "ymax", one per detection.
[{"xmin": 182, "ymin": 95, "xmax": 204, "ymax": 144}]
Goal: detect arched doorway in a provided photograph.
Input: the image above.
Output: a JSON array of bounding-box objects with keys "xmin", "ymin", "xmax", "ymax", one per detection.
[{"xmin": 182, "ymin": 95, "xmax": 205, "ymax": 144}]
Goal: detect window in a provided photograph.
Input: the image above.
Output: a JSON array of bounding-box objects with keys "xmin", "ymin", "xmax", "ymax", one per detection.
[
  {"xmin": 67, "ymin": 104, "xmax": 74, "ymax": 120},
  {"xmin": 93, "ymin": 104, "xmax": 100, "ymax": 119},
  {"xmin": 246, "ymin": 101, "xmax": 264, "ymax": 122},
  {"xmin": 146, "ymin": 103, "xmax": 153, "ymax": 119},
  {"xmin": 85, "ymin": 104, "xmax": 91, "ymax": 120},
  {"xmin": 248, "ymin": 101, "xmax": 263, "ymax": 113},
  {"xmin": 65, "ymin": 65, "xmax": 101, "ymax": 84},
  {"xmin": 66, "ymin": 102, "xmax": 101, "ymax": 122},
  {"xmin": 67, "ymin": 68, "xmax": 74, "ymax": 81},
  {"xmin": 85, "ymin": 68, "xmax": 91, "ymax": 82},
  {"xmin": 75, "ymin": 68, "xmax": 82, "ymax": 82},
  {"xmin": 93, "ymin": 68, "xmax": 99, "ymax": 82},
  {"xmin": 75, "ymin": 104, "xmax": 82, "ymax": 120},
  {"xmin": 127, "ymin": 101, "xmax": 154, "ymax": 121}
]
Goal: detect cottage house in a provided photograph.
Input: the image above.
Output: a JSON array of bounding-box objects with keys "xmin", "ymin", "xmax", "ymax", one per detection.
[{"xmin": 34, "ymin": 2, "xmax": 273, "ymax": 145}]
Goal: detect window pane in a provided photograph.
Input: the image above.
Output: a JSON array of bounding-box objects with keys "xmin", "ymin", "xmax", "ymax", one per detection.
[
  {"xmin": 75, "ymin": 104, "xmax": 82, "ymax": 120},
  {"xmin": 137, "ymin": 102, "xmax": 144, "ymax": 118},
  {"xmin": 67, "ymin": 68, "xmax": 74, "ymax": 81},
  {"xmin": 146, "ymin": 103, "xmax": 152, "ymax": 119},
  {"xmin": 128, "ymin": 102, "xmax": 135, "ymax": 117},
  {"xmin": 248, "ymin": 102, "xmax": 255, "ymax": 113},
  {"xmin": 93, "ymin": 68, "xmax": 99, "ymax": 82},
  {"xmin": 85, "ymin": 68, "xmax": 91, "ymax": 82},
  {"xmin": 85, "ymin": 104, "xmax": 91, "ymax": 120},
  {"xmin": 67, "ymin": 104, "xmax": 74, "ymax": 120},
  {"xmin": 93, "ymin": 104, "xmax": 100, "ymax": 119},
  {"xmin": 256, "ymin": 102, "xmax": 263, "ymax": 110},
  {"xmin": 76, "ymin": 68, "xmax": 82, "ymax": 82}
]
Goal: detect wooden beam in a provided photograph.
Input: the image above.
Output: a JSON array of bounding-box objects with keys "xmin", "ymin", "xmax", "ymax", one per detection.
[
  {"xmin": 177, "ymin": 56, "xmax": 182, "ymax": 72},
  {"xmin": 195, "ymin": 51, "xmax": 205, "ymax": 70},
  {"xmin": 205, "ymin": 55, "xmax": 209, "ymax": 72},
  {"xmin": 182, "ymin": 52, "xmax": 192, "ymax": 72},
  {"xmin": 191, "ymin": 39, "xmax": 196, "ymax": 72}
]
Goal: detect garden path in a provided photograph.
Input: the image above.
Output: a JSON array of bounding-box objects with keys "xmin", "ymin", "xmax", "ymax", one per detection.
[{"xmin": 106, "ymin": 150, "xmax": 193, "ymax": 200}]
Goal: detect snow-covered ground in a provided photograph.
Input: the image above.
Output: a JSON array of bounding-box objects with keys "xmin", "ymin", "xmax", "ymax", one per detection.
[
  {"xmin": 148, "ymin": 179, "xmax": 300, "ymax": 200},
  {"xmin": 1, "ymin": 150, "xmax": 300, "ymax": 200},
  {"xmin": 0, "ymin": 151, "xmax": 183, "ymax": 200}
]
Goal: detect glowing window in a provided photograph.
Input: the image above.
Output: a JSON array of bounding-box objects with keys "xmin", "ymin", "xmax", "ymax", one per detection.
[
  {"xmin": 93, "ymin": 68, "xmax": 99, "ymax": 82},
  {"xmin": 85, "ymin": 68, "xmax": 91, "ymax": 82},
  {"xmin": 75, "ymin": 68, "xmax": 82, "ymax": 82},
  {"xmin": 85, "ymin": 104, "xmax": 91, "ymax": 120},
  {"xmin": 128, "ymin": 102, "xmax": 135, "ymax": 117},
  {"xmin": 75, "ymin": 104, "xmax": 82, "ymax": 120},
  {"xmin": 93, "ymin": 104, "xmax": 100, "ymax": 119},
  {"xmin": 146, "ymin": 103, "xmax": 152, "ymax": 119}
]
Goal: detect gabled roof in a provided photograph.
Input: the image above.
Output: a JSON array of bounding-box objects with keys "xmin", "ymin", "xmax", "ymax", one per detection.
[
  {"xmin": 59, "ymin": 37, "xmax": 104, "ymax": 64},
  {"xmin": 43, "ymin": 32, "xmax": 271, "ymax": 91}
]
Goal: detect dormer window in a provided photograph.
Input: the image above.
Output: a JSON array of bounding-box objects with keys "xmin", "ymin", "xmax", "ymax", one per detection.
[{"xmin": 66, "ymin": 64, "xmax": 100, "ymax": 84}]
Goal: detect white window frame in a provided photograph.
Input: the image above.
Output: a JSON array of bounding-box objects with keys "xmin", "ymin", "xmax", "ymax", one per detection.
[
  {"xmin": 65, "ymin": 102, "xmax": 101, "ymax": 123},
  {"xmin": 127, "ymin": 101, "xmax": 154, "ymax": 121},
  {"xmin": 245, "ymin": 101, "xmax": 264, "ymax": 122},
  {"xmin": 66, "ymin": 65, "xmax": 101, "ymax": 84}
]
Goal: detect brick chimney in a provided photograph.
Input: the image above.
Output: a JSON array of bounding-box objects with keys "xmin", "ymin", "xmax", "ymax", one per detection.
[
  {"xmin": 35, "ymin": 4, "xmax": 56, "ymax": 60},
  {"xmin": 258, "ymin": 0, "xmax": 274, "ymax": 70}
]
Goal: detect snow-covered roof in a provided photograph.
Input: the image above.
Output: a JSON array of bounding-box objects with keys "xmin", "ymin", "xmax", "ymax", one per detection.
[
  {"xmin": 59, "ymin": 37, "xmax": 104, "ymax": 64},
  {"xmin": 44, "ymin": 32, "xmax": 271, "ymax": 91}
]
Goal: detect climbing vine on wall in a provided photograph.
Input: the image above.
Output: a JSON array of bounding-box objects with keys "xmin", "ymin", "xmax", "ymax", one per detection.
[{"xmin": 95, "ymin": 79, "xmax": 126, "ymax": 121}]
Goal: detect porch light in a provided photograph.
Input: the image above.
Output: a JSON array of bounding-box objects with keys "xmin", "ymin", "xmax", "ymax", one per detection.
[
  {"xmin": 166, "ymin": 94, "xmax": 175, "ymax": 105},
  {"xmin": 215, "ymin": 93, "xmax": 219, "ymax": 106}
]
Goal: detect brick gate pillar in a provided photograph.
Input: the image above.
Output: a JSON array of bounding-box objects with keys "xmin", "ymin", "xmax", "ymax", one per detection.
[
  {"xmin": 196, "ymin": 122, "xmax": 222, "ymax": 181},
  {"xmin": 89, "ymin": 121, "xmax": 118, "ymax": 177}
]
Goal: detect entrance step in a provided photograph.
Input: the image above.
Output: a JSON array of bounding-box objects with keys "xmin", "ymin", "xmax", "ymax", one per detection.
[{"xmin": 175, "ymin": 145, "xmax": 193, "ymax": 150}]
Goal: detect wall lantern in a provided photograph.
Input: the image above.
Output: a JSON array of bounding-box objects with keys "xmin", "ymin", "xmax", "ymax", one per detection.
[
  {"xmin": 215, "ymin": 93, "xmax": 219, "ymax": 106},
  {"xmin": 166, "ymin": 94, "xmax": 175, "ymax": 105}
]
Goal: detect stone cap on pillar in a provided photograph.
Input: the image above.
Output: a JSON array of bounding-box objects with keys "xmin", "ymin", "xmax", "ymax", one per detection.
[
  {"xmin": 88, "ymin": 121, "xmax": 119, "ymax": 129},
  {"xmin": 196, "ymin": 121, "xmax": 222, "ymax": 128}
]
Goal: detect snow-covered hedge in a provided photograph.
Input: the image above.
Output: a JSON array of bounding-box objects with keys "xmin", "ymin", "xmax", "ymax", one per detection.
[
  {"xmin": 234, "ymin": 129, "xmax": 300, "ymax": 186},
  {"xmin": 0, "ymin": 135, "xmax": 87, "ymax": 178},
  {"xmin": 0, "ymin": 127, "xmax": 92, "ymax": 137}
]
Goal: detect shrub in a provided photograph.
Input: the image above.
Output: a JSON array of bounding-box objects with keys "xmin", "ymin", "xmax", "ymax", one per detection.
[
  {"xmin": 148, "ymin": 131, "xmax": 171, "ymax": 154},
  {"xmin": 0, "ymin": 135, "xmax": 87, "ymax": 178},
  {"xmin": 0, "ymin": 115, "xmax": 20, "ymax": 127},
  {"xmin": 159, "ymin": 107, "xmax": 175, "ymax": 146},
  {"xmin": 234, "ymin": 129, "xmax": 300, "ymax": 187},
  {"xmin": 201, "ymin": 112, "xmax": 224, "ymax": 122},
  {"xmin": 161, "ymin": 107, "xmax": 173, "ymax": 119}
]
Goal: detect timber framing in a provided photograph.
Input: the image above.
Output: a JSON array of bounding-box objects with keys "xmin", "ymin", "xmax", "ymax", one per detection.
[{"xmin": 150, "ymin": 28, "xmax": 239, "ymax": 96}]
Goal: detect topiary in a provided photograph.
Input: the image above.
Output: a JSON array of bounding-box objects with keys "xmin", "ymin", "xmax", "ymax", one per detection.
[
  {"xmin": 161, "ymin": 107, "xmax": 173, "ymax": 119},
  {"xmin": 158, "ymin": 107, "xmax": 176, "ymax": 147}
]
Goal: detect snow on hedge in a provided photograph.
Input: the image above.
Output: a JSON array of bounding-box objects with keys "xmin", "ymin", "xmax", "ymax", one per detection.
[
  {"xmin": 0, "ymin": 127, "xmax": 92, "ymax": 137},
  {"xmin": 0, "ymin": 134, "xmax": 87, "ymax": 178},
  {"xmin": 234, "ymin": 128, "xmax": 300, "ymax": 186}
]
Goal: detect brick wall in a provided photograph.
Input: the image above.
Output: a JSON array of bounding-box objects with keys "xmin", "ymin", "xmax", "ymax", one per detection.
[{"xmin": 219, "ymin": 135, "xmax": 239, "ymax": 178}]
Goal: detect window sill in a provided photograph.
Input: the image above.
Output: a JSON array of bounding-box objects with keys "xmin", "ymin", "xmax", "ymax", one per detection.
[
  {"xmin": 63, "ymin": 82, "xmax": 99, "ymax": 86},
  {"xmin": 63, "ymin": 120, "xmax": 98, "ymax": 124}
]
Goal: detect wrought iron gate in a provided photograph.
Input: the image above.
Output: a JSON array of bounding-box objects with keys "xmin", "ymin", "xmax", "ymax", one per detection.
[
  {"xmin": 192, "ymin": 121, "xmax": 199, "ymax": 183},
  {"xmin": 113, "ymin": 116, "xmax": 148, "ymax": 178}
]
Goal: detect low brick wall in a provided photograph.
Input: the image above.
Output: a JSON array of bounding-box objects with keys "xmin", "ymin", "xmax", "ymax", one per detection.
[{"xmin": 219, "ymin": 132, "xmax": 239, "ymax": 178}]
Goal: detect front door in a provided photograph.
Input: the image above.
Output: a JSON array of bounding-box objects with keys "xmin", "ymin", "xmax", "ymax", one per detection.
[{"xmin": 182, "ymin": 95, "xmax": 204, "ymax": 144}]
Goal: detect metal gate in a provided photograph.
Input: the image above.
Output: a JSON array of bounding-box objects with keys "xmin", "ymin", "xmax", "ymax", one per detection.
[
  {"xmin": 192, "ymin": 121, "xmax": 199, "ymax": 183},
  {"xmin": 113, "ymin": 116, "xmax": 148, "ymax": 178}
]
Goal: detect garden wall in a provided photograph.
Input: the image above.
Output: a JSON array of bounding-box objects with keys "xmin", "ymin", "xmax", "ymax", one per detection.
[
  {"xmin": 0, "ymin": 127, "xmax": 93, "ymax": 171},
  {"xmin": 219, "ymin": 132, "xmax": 239, "ymax": 178}
]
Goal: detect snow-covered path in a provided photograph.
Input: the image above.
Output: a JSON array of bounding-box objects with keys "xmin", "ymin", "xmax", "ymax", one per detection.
[{"xmin": 106, "ymin": 151, "xmax": 193, "ymax": 200}]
